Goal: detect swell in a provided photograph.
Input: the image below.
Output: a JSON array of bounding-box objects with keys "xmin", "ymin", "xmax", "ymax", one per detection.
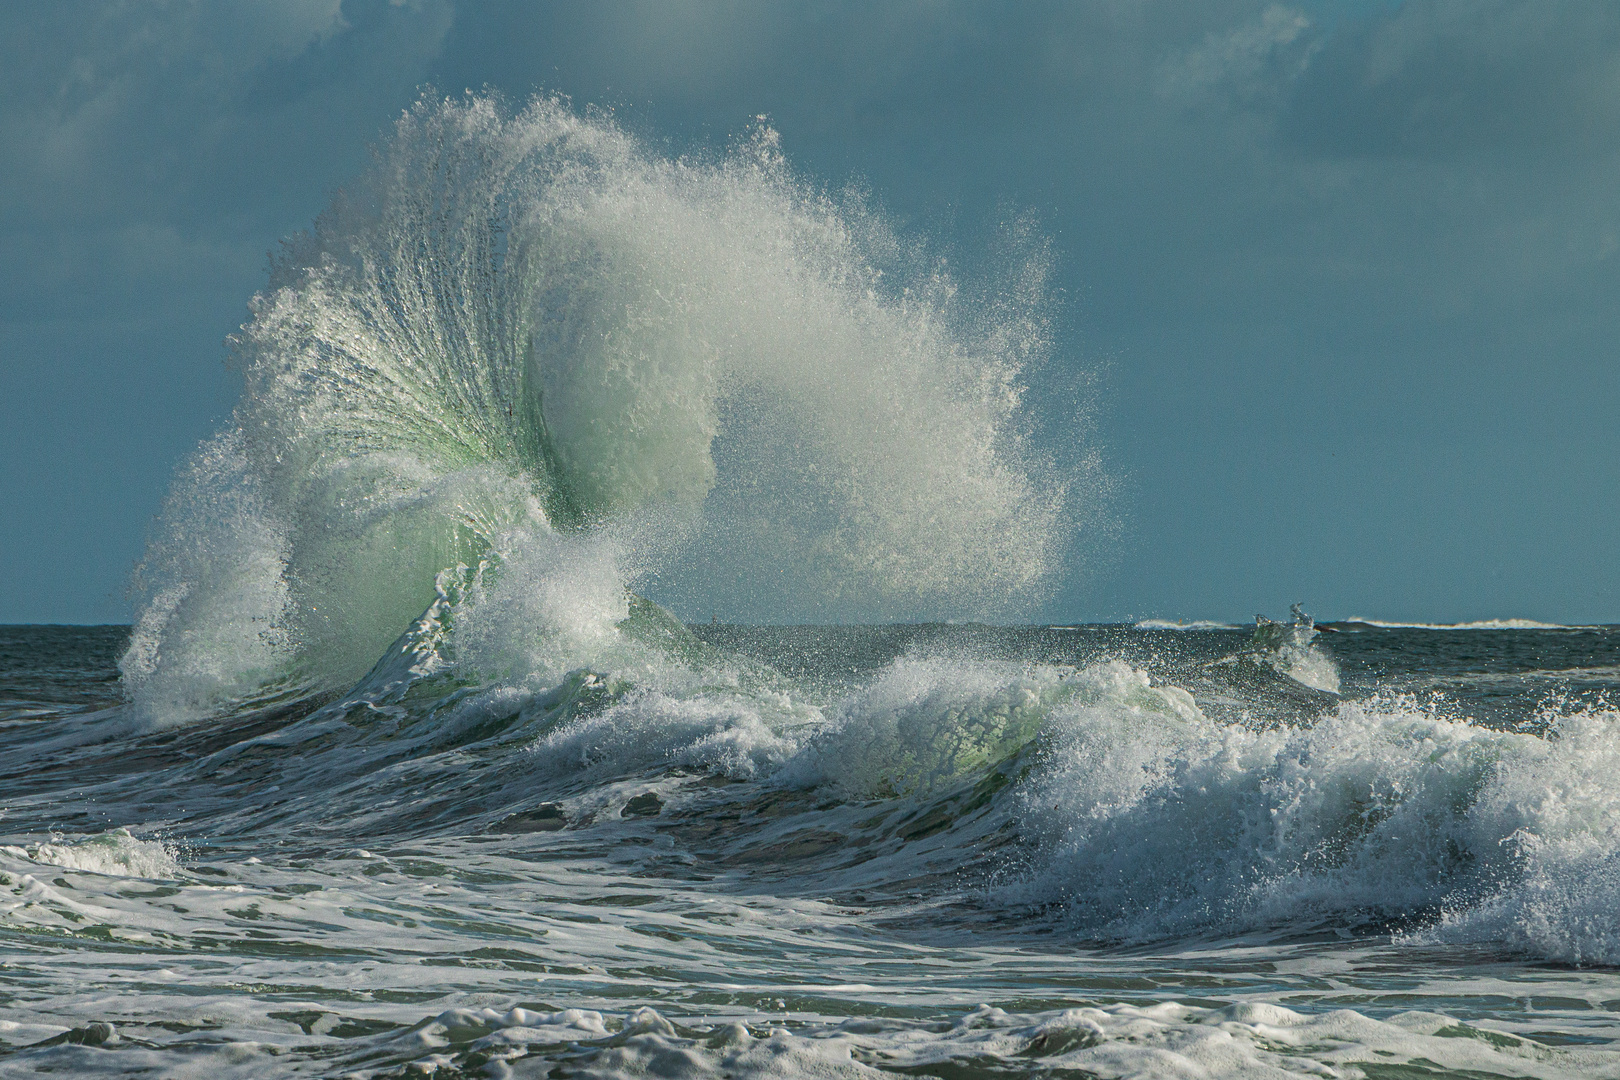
[{"xmin": 23, "ymin": 613, "xmax": 1620, "ymax": 967}]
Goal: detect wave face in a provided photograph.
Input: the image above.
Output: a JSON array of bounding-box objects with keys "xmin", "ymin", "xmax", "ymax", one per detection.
[{"xmin": 120, "ymin": 95, "xmax": 1068, "ymax": 725}]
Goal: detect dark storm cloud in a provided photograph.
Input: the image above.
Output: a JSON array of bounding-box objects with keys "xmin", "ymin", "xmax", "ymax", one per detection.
[{"xmin": 2, "ymin": 0, "xmax": 1617, "ymax": 622}]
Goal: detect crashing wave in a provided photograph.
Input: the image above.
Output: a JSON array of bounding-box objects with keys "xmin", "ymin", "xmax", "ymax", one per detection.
[{"xmin": 120, "ymin": 94, "xmax": 1076, "ymax": 727}]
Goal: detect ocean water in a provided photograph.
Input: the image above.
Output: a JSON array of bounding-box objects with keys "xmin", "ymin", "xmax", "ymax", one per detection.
[
  {"xmin": 7, "ymin": 94, "xmax": 1620, "ymax": 1078},
  {"xmin": 6, "ymin": 620, "xmax": 1620, "ymax": 1078}
]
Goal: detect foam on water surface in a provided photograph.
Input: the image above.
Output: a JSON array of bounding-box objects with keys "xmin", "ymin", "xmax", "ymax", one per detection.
[
  {"xmin": 5, "ymin": 823, "xmax": 1620, "ymax": 1078},
  {"xmin": 1, "ymin": 829, "xmax": 179, "ymax": 880}
]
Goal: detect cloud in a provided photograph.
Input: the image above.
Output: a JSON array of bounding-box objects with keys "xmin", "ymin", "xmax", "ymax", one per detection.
[
  {"xmin": 1158, "ymin": 5, "xmax": 1316, "ymax": 107},
  {"xmin": 1280, "ymin": 0, "xmax": 1620, "ymax": 159},
  {"xmin": 0, "ymin": 0, "xmax": 454, "ymax": 326},
  {"xmin": 0, "ymin": 0, "xmax": 452, "ymax": 230}
]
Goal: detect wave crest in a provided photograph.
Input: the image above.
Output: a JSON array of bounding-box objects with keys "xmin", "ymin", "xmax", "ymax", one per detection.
[{"xmin": 122, "ymin": 94, "xmax": 1079, "ymax": 723}]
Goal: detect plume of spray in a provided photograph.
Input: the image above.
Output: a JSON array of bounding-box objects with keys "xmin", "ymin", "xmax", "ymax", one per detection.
[{"xmin": 121, "ymin": 93, "xmax": 1079, "ymax": 725}]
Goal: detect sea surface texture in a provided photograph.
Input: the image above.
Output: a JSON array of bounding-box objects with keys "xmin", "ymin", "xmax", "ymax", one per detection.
[
  {"xmin": 6, "ymin": 96, "xmax": 1620, "ymax": 1078},
  {"xmin": 5, "ymin": 620, "xmax": 1620, "ymax": 1078}
]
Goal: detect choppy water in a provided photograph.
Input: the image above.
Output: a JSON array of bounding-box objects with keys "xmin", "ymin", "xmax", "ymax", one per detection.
[
  {"xmin": 9, "ymin": 94, "xmax": 1620, "ymax": 1077},
  {"xmin": 6, "ymin": 620, "xmax": 1620, "ymax": 1078}
]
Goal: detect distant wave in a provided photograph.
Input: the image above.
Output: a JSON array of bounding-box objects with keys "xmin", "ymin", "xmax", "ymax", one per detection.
[
  {"xmin": 1133, "ymin": 619, "xmax": 1241, "ymax": 630},
  {"xmin": 1340, "ymin": 618, "xmax": 1595, "ymax": 631}
]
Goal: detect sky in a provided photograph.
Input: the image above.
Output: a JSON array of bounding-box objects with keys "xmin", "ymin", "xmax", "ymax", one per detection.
[{"xmin": 2, "ymin": 0, "xmax": 1617, "ymax": 625}]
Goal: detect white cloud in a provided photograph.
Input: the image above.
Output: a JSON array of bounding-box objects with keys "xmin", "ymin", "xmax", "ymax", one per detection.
[{"xmin": 1157, "ymin": 5, "xmax": 1315, "ymax": 105}]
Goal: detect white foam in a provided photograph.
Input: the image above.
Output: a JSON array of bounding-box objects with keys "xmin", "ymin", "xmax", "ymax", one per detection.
[
  {"xmin": 119, "ymin": 434, "xmax": 295, "ymax": 728},
  {"xmin": 363, "ymin": 1002, "xmax": 1617, "ymax": 1079},
  {"xmin": 785, "ymin": 658, "xmax": 1056, "ymax": 796},
  {"xmin": 4, "ymin": 828, "xmax": 180, "ymax": 880},
  {"xmin": 524, "ymin": 686, "xmax": 801, "ymax": 782},
  {"xmin": 1011, "ymin": 686, "xmax": 1620, "ymax": 949},
  {"xmin": 1418, "ymin": 708, "xmax": 1620, "ymax": 964},
  {"xmin": 451, "ymin": 529, "xmax": 634, "ymax": 688},
  {"xmin": 1247, "ymin": 613, "xmax": 1341, "ymax": 693},
  {"xmin": 1280, "ymin": 644, "xmax": 1340, "ymax": 694},
  {"xmin": 4, "ymin": 793, "xmax": 1619, "ymax": 1076}
]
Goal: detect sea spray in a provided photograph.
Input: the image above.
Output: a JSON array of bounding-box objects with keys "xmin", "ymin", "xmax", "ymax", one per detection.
[
  {"xmin": 1005, "ymin": 683, "xmax": 1620, "ymax": 945},
  {"xmin": 122, "ymin": 94, "xmax": 1072, "ymax": 724},
  {"xmin": 119, "ymin": 433, "xmax": 297, "ymax": 727},
  {"xmin": 17, "ymin": 618, "xmax": 1620, "ymax": 1075}
]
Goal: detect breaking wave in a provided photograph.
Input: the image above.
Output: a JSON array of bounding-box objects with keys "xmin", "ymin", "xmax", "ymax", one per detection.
[{"xmin": 120, "ymin": 93, "xmax": 1076, "ymax": 726}]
